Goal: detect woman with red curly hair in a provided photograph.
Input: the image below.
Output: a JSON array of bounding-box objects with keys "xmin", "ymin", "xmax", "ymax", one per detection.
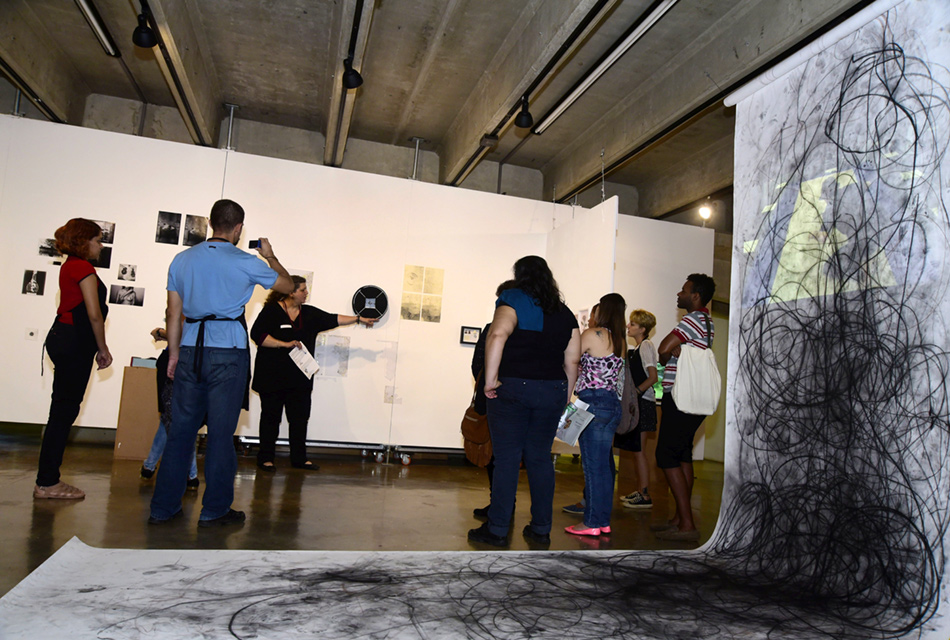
[{"xmin": 35, "ymin": 219, "xmax": 113, "ymax": 500}]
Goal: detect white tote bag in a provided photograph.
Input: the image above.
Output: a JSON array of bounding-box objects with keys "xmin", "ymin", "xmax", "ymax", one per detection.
[{"xmin": 671, "ymin": 343, "xmax": 721, "ymax": 416}]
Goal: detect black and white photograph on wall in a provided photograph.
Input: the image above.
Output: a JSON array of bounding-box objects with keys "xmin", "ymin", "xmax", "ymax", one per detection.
[
  {"xmin": 89, "ymin": 246, "xmax": 112, "ymax": 269},
  {"xmin": 109, "ymin": 285, "xmax": 144, "ymax": 307},
  {"xmin": 21, "ymin": 270, "xmax": 46, "ymax": 295},
  {"xmin": 155, "ymin": 211, "xmax": 182, "ymax": 245},
  {"xmin": 182, "ymin": 215, "xmax": 208, "ymax": 246},
  {"xmin": 460, "ymin": 326, "xmax": 480, "ymax": 345},
  {"xmin": 92, "ymin": 220, "xmax": 115, "ymax": 244},
  {"xmin": 38, "ymin": 238, "xmax": 59, "ymax": 257},
  {"xmin": 117, "ymin": 264, "xmax": 136, "ymax": 281}
]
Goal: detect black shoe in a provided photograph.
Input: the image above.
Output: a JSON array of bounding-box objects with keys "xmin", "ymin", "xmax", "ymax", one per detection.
[
  {"xmin": 140, "ymin": 466, "xmax": 155, "ymax": 479},
  {"xmin": 256, "ymin": 461, "xmax": 276, "ymax": 472},
  {"xmin": 147, "ymin": 508, "xmax": 183, "ymax": 525},
  {"xmin": 198, "ymin": 509, "xmax": 246, "ymax": 528},
  {"xmin": 522, "ymin": 524, "xmax": 551, "ymax": 545},
  {"xmin": 473, "ymin": 505, "xmax": 490, "ymax": 519},
  {"xmin": 292, "ymin": 461, "xmax": 319, "ymax": 470},
  {"xmin": 186, "ymin": 477, "xmax": 199, "ymax": 490},
  {"xmin": 467, "ymin": 522, "xmax": 508, "ymax": 547}
]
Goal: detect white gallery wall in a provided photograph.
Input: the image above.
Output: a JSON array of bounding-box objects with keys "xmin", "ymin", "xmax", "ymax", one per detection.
[
  {"xmin": 0, "ymin": 114, "xmax": 712, "ymax": 450},
  {"xmin": 615, "ymin": 215, "xmax": 715, "ymax": 459}
]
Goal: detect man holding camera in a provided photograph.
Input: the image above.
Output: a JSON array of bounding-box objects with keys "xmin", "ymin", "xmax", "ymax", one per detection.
[{"xmin": 149, "ymin": 199, "xmax": 293, "ymax": 527}]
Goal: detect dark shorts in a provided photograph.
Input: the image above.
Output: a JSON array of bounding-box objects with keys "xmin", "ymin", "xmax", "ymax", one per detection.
[
  {"xmin": 614, "ymin": 396, "xmax": 658, "ymax": 452},
  {"xmin": 655, "ymin": 392, "xmax": 706, "ymax": 468}
]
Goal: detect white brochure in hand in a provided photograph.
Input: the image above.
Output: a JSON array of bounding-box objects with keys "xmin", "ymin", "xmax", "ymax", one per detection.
[
  {"xmin": 289, "ymin": 343, "xmax": 320, "ymax": 379},
  {"xmin": 555, "ymin": 398, "xmax": 594, "ymax": 447}
]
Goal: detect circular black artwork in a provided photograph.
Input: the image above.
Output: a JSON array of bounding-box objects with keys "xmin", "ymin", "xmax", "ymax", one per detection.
[{"xmin": 352, "ymin": 285, "xmax": 388, "ymax": 319}]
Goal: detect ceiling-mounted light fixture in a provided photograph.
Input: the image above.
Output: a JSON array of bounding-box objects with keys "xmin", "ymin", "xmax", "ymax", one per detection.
[
  {"xmin": 342, "ymin": 58, "xmax": 363, "ymax": 89},
  {"xmin": 533, "ymin": 0, "xmax": 679, "ymax": 135},
  {"xmin": 514, "ymin": 96, "xmax": 533, "ymax": 129},
  {"xmin": 74, "ymin": 0, "xmax": 119, "ymax": 57},
  {"xmin": 132, "ymin": 12, "xmax": 157, "ymax": 48},
  {"xmin": 699, "ymin": 205, "xmax": 711, "ymax": 220}
]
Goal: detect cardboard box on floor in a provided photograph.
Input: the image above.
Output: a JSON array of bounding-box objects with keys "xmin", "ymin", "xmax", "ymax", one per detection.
[{"xmin": 114, "ymin": 366, "xmax": 160, "ymax": 461}]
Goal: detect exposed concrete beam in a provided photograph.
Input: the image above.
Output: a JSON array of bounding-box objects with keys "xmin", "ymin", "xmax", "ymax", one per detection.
[
  {"xmin": 0, "ymin": 0, "xmax": 90, "ymax": 123},
  {"xmin": 146, "ymin": 0, "xmax": 221, "ymax": 145},
  {"xmin": 439, "ymin": 0, "xmax": 607, "ymax": 185},
  {"xmin": 324, "ymin": 0, "xmax": 375, "ymax": 167},
  {"xmin": 638, "ymin": 133, "xmax": 734, "ymax": 219},
  {"xmin": 541, "ymin": 0, "xmax": 864, "ymax": 201}
]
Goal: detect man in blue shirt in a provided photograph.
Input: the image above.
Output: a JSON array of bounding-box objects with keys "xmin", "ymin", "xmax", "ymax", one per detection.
[{"xmin": 149, "ymin": 199, "xmax": 293, "ymax": 526}]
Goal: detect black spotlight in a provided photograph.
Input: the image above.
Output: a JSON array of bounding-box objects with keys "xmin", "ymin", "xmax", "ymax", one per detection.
[
  {"xmin": 342, "ymin": 58, "xmax": 363, "ymax": 90},
  {"xmin": 132, "ymin": 14, "xmax": 157, "ymax": 48},
  {"xmin": 514, "ymin": 95, "xmax": 533, "ymax": 129}
]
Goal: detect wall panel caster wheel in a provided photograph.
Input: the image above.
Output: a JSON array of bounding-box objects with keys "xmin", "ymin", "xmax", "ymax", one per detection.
[{"xmin": 400, "ymin": 454, "xmax": 411, "ymax": 466}]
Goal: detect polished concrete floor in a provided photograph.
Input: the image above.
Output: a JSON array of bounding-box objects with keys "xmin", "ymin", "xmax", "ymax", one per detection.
[{"xmin": 0, "ymin": 422, "xmax": 723, "ymax": 598}]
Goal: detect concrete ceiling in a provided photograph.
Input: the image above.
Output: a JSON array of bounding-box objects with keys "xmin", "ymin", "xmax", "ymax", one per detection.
[{"xmin": 0, "ymin": 0, "xmax": 869, "ymax": 213}]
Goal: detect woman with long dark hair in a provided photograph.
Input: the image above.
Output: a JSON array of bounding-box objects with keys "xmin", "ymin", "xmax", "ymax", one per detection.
[
  {"xmin": 468, "ymin": 256, "xmax": 580, "ymax": 547},
  {"xmin": 35, "ymin": 219, "xmax": 112, "ymax": 499},
  {"xmin": 250, "ymin": 276, "xmax": 375, "ymax": 470},
  {"xmin": 565, "ymin": 292, "xmax": 626, "ymax": 536}
]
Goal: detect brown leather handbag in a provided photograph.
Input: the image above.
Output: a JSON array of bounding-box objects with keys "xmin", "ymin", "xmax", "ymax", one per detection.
[{"xmin": 461, "ymin": 376, "xmax": 492, "ymax": 467}]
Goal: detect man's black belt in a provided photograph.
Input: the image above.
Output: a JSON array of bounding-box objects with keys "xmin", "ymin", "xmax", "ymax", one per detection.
[{"xmin": 184, "ymin": 314, "xmax": 247, "ymax": 381}]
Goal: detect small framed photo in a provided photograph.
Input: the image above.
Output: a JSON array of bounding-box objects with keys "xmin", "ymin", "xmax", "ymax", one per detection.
[{"xmin": 460, "ymin": 326, "xmax": 481, "ymax": 345}]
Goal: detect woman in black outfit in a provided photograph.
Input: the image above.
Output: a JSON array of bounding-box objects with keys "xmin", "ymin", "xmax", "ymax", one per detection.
[
  {"xmin": 250, "ymin": 276, "xmax": 375, "ymax": 470},
  {"xmin": 35, "ymin": 219, "xmax": 112, "ymax": 499},
  {"xmin": 468, "ymin": 256, "xmax": 580, "ymax": 547}
]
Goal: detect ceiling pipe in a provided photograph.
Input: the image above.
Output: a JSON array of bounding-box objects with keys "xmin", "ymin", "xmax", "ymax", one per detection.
[
  {"xmin": 554, "ymin": 0, "xmax": 879, "ymax": 204},
  {"xmin": 410, "ymin": 137, "xmax": 425, "ymax": 180},
  {"xmin": 446, "ymin": 0, "xmax": 614, "ymax": 187},
  {"xmin": 325, "ymin": 0, "xmax": 374, "ymax": 167},
  {"xmin": 533, "ymin": 0, "xmax": 679, "ymax": 135},
  {"xmin": 134, "ymin": 0, "xmax": 208, "ymax": 146}
]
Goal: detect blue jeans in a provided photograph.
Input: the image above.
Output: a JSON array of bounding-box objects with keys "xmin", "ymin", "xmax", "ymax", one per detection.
[
  {"xmin": 150, "ymin": 347, "xmax": 248, "ymax": 521},
  {"xmin": 144, "ymin": 419, "xmax": 198, "ymax": 479},
  {"xmin": 486, "ymin": 377, "xmax": 568, "ymax": 537},
  {"xmin": 577, "ymin": 388, "xmax": 621, "ymax": 528}
]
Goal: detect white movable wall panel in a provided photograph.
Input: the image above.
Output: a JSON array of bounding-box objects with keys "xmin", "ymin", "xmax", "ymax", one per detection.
[
  {"xmin": 0, "ymin": 115, "xmax": 227, "ymax": 428},
  {"xmin": 387, "ymin": 185, "xmax": 564, "ymax": 448},
  {"xmin": 221, "ymin": 152, "xmax": 411, "ymax": 445},
  {"xmin": 546, "ymin": 197, "xmax": 619, "ymax": 313},
  {"xmin": 614, "ymin": 214, "xmax": 715, "ymax": 458},
  {"xmin": 223, "ymin": 152, "xmax": 568, "ymax": 449}
]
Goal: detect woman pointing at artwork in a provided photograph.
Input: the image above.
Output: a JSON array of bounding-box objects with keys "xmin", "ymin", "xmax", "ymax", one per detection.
[{"xmin": 250, "ymin": 276, "xmax": 376, "ymax": 471}]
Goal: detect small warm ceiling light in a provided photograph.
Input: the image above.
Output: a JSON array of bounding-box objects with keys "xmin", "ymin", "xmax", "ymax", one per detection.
[
  {"xmin": 514, "ymin": 96, "xmax": 533, "ymax": 129},
  {"xmin": 343, "ymin": 58, "xmax": 363, "ymax": 90},
  {"xmin": 132, "ymin": 14, "xmax": 157, "ymax": 48},
  {"xmin": 699, "ymin": 205, "xmax": 712, "ymax": 220}
]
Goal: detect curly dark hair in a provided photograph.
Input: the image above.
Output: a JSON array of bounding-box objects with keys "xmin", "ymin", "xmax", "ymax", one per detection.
[
  {"xmin": 54, "ymin": 218, "xmax": 102, "ymax": 259},
  {"xmin": 265, "ymin": 275, "xmax": 307, "ymax": 305},
  {"xmin": 495, "ymin": 256, "xmax": 563, "ymax": 314}
]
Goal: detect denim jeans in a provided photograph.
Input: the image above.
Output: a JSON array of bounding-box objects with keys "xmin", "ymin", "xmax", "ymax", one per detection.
[
  {"xmin": 144, "ymin": 419, "xmax": 198, "ymax": 479},
  {"xmin": 150, "ymin": 347, "xmax": 248, "ymax": 521},
  {"xmin": 577, "ymin": 388, "xmax": 622, "ymax": 528},
  {"xmin": 486, "ymin": 377, "xmax": 568, "ymax": 537}
]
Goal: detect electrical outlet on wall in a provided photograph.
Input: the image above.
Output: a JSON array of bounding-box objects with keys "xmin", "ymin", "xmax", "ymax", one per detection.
[{"xmin": 25, "ymin": 328, "xmax": 38, "ymax": 340}]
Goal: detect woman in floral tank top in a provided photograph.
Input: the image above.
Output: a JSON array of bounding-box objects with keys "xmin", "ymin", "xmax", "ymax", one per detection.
[{"xmin": 565, "ymin": 293, "xmax": 626, "ymax": 537}]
